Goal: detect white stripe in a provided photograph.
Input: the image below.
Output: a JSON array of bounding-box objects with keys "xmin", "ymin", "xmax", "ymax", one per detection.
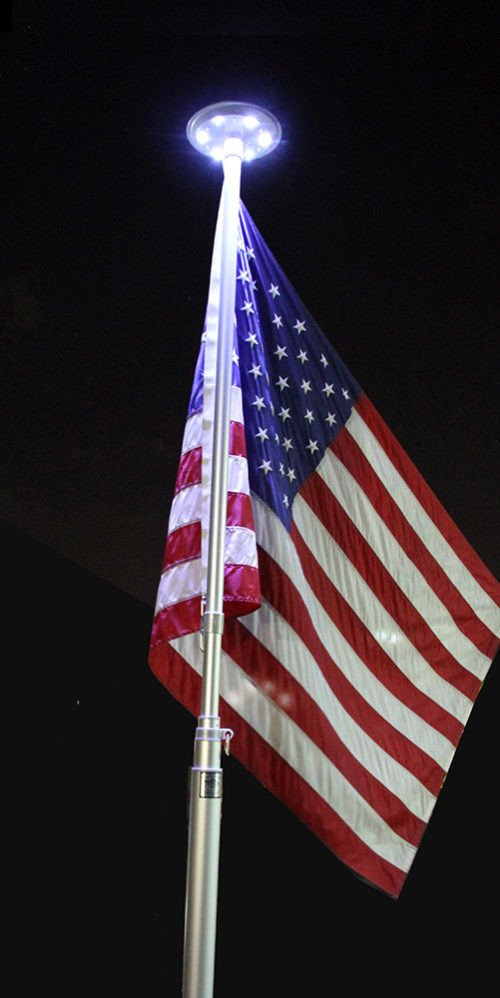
[
  {"xmin": 225, "ymin": 526, "xmax": 258, "ymax": 567},
  {"xmin": 181, "ymin": 411, "xmax": 202, "ymax": 456},
  {"xmin": 293, "ymin": 492, "xmax": 472, "ymax": 724},
  {"xmin": 242, "ymin": 598, "xmax": 436, "ymax": 821},
  {"xmin": 169, "ymin": 484, "xmax": 201, "ymax": 533},
  {"xmin": 319, "ymin": 449, "xmax": 490, "ymax": 679},
  {"xmin": 172, "ymin": 630, "xmax": 417, "ymax": 874},
  {"xmin": 155, "ymin": 557, "xmax": 201, "ymax": 612},
  {"xmin": 181, "ymin": 386, "xmax": 244, "ymax": 457},
  {"xmin": 253, "ymin": 495, "xmax": 456, "ymax": 770},
  {"xmin": 226, "ymin": 454, "xmax": 251, "ymax": 496},
  {"xmin": 348, "ymin": 409, "xmax": 500, "ymax": 638}
]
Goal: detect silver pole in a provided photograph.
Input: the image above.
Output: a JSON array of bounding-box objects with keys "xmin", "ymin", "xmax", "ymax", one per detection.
[
  {"xmin": 181, "ymin": 136, "xmax": 243, "ymax": 998},
  {"xmin": 181, "ymin": 102, "xmax": 281, "ymax": 997}
]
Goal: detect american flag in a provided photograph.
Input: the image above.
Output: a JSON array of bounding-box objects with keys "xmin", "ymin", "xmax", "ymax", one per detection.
[{"xmin": 150, "ymin": 197, "xmax": 500, "ymax": 897}]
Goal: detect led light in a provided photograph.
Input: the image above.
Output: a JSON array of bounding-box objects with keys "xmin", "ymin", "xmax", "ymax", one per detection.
[
  {"xmin": 196, "ymin": 127, "xmax": 210, "ymax": 145},
  {"xmin": 186, "ymin": 101, "xmax": 282, "ymax": 163},
  {"xmin": 257, "ymin": 130, "xmax": 272, "ymax": 149}
]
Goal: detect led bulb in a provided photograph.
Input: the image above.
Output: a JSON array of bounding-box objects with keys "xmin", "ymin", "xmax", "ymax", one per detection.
[
  {"xmin": 196, "ymin": 127, "xmax": 210, "ymax": 145},
  {"xmin": 257, "ymin": 130, "xmax": 272, "ymax": 149}
]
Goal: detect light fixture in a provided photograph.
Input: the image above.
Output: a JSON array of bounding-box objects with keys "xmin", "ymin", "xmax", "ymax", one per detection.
[{"xmin": 186, "ymin": 101, "xmax": 282, "ymax": 162}]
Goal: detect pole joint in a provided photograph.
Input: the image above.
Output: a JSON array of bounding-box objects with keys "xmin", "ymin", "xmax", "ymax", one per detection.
[{"xmin": 203, "ymin": 611, "xmax": 225, "ymax": 636}]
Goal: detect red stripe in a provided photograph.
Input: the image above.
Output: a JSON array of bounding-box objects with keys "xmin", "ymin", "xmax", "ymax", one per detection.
[
  {"xmin": 149, "ymin": 639, "xmax": 409, "ymax": 897},
  {"xmin": 151, "ymin": 596, "xmax": 201, "ymax": 644},
  {"xmin": 334, "ymin": 421, "xmax": 498, "ymax": 658},
  {"xmin": 300, "ymin": 468, "xmax": 481, "ymax": 701},
  {"xmin": 226, "ymin": 492, "xmax": 255, "ymax": 529},
  {"xmin": 357, "ymin": 393, "xmax": 500, "ymax": 606},
  {"xmin": 223, "ymin": 617, "xmax": 427, "ymax": 845},
  {"xmin": 287, "ymin": 527, "xmax": 463, "ymax": 747},
  {"xmin": 223, "ymin": 564, "xmax": 261, "ymax": 617},
  {"xmin": 175, "ymin": 447, "xmax": 201, "ymax": 493},
  {"xmin": 257, "ymin": 545, "xmax": 450, "ymax": 791},
  {"xmin": 163, "ymin": 520, "xmax": 200, "ymax": 570},
  {"xmin": 229, "ymin": 420, "xmax": 247, "ymax": 456}
]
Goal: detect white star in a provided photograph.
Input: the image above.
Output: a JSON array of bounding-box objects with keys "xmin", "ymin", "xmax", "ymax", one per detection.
[
  {"xmin": 251, "ymin": 395, "xmax": 266, "ymax": 410},
  {"xmin": 276, "ymin": 375, "xmax": 289, "ymax": 392},
  {"xmin": 274, "ymin": 344, "xmax": 288, "ymax": 360},
  {"xmin": 286, "ymin": 467, "xmax": 296, "ymax": 482},
  {"xmin": 325, "ymin": 412, "xmax": 337, "ymax": 425},
  {"xmin": 241, "ymin": 300, "xmax": 254, "ymax": 315},
  {"xmin": 279, "ymin": 406, "xmax": 291, "ymax": 422},
  {"xmin": 274, "ymin": 432, "xmax": 280, "ymax": 444},
  {"xmin": 250, "ymin": 278, "xmax": 258, "ymax": 291},
  {"xmin": 249, "ymin": 363, "xmax": 262, "ymax": 379},
  {"xmin": 297, "ymin": 349, "xmax": 308, "ymax": 364},
  {"xmin": 342, "ymin": 387, "xmax": 350, "ymax": 399},
  {"xmin": 268, "ymin": 284, "xmax": 280, "ymax": 298},
  {"xmin": 282, "ymin": 437, "xmax": 293, "ymax": 451},
  {"xmin": 279, "ymin": 462, "xmax": 285, "ymax": 476},
  {"xmin": 255, "ymin": 426, "xmax": 269, "ymax": 442},
  {"xmin": 283, "ymin": 494, "xmax": 290, "ymax": 508},
  {"xmin": 246, "ymin": 246, "xmax": 256, "ymax": 259},
  {"xmin": 300, "ymin": 379, "xmax": 312, "ymax": 394},
  {"xmin": 232, "ymin": 350, "xmax": 239, "ymax": 364},
  {"xmin": 320, "ymin": 353, "xmax": 329, "ymax": 368},
  {"xmin": 237, "ymin": 235, "xmax": 245, "ymax": 251},
  {"xmin": 272, "ymin": 313, "xmax": 283, "ymax": 329},
  {"xmin": 245, "ymin": 331, "xmax": 258, "ymax": 347},
  {"xmin": 238, "ymin": 269, "xmax": 251, "ymax": 283},
  {"xmin": 294, "ymin": 319, "xmax": 306, "ymax": 334},
  {"xmin": 322, "ymin": 382, "xmax": 335, "ymax": 397},
  {"xmin": 306, "ymin": 439, "xmax": 319, "ymax": 454},
  {"xmin": 304, "ymin": 409, "xmax": 315, "ymax": 424},
  {"xmin": 259, "ymin": 459, "xmax": 272, "ymax": 475}
]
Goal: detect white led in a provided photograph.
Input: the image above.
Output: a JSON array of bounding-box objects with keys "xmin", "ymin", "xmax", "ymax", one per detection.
[
  {"xmin": 211, "ymin": 115, "xmax": 225, "ymax": 126},
  {"xmin": 257, "ymin": 130, "xmax": 272, "ymax": 149},
  {"xmin": 211, "ymin": 146, "xmax": 224, "ymax": 161},
  {"xmin": 243, "ymin": 114, "xmax": 259, "ymax": 130},
  {"xmin": 196, "ymin": 127, "xmax": 210, "ymax": 145}
]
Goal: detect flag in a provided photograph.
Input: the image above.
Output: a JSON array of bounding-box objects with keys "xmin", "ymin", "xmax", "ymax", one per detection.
[{"xmin": 150, "ymin": 197, "xmax": 500, "ymax": 898}]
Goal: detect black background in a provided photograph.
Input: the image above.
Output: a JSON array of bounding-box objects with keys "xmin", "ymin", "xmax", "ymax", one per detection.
[{"xmin": 3, "ymin": 5, "xmax": 499, "ymax": 994}]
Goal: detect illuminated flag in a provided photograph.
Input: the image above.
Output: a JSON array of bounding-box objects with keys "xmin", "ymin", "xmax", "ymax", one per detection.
[{"xmin": 150, "ymin": 200, "xmax": 499, "ymax": 897}]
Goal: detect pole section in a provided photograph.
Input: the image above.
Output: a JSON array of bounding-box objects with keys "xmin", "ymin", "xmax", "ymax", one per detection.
[{"xmin": 182, "ymin": 136, "xmax": 243, "ymax": 998}]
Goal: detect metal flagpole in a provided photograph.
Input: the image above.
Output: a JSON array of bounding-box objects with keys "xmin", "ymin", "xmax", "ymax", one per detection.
[{"xmin": 182, "ymin": 103, "xmax": 281, "ymax": 998}]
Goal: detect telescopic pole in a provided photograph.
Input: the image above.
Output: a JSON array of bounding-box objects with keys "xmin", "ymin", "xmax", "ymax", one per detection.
[
  {"xmin": 181, "ymin": 136, "xmax": 242, "ymax": 998},
  {"xmin": 182, "ymin": 103, "xmax": 281, "ymax": 998}
]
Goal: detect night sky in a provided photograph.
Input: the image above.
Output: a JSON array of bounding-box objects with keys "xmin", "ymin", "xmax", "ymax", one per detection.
[{"xmin": 3, "ymin": 6, "xmax": 499, "ymax": 995}]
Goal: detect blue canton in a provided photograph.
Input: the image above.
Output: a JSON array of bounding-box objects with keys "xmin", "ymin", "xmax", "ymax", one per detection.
[{"xmin": 235, "ymin": 202, "xmax": 361, "ymax": 529}]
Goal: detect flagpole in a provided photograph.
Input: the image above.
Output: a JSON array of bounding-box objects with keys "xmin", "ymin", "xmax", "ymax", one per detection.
[{"xmin": 182, "ymin": 103, "xmax": 281, "ymax": 998}]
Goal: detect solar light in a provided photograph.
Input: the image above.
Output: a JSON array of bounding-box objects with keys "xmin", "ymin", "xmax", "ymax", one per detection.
[{"xmin": 186, "ymin": 101, "xmax": 282, "ymax": 162}]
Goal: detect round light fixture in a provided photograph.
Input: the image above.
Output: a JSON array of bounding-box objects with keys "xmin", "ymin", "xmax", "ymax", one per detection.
[{"xmin": 186, "ymin": 101, "xmax": 282, "ymax": 162}]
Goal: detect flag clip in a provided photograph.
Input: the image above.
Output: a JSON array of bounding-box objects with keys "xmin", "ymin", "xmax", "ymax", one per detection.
[{"xmin": 222, "ymin": 728, "xmax": 234, "ymax": 756}]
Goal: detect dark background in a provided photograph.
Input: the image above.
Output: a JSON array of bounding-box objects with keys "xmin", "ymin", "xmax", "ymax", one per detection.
[{"xmin": 2, "ymin": 5, "xmax": 499, "ymax": 994}]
